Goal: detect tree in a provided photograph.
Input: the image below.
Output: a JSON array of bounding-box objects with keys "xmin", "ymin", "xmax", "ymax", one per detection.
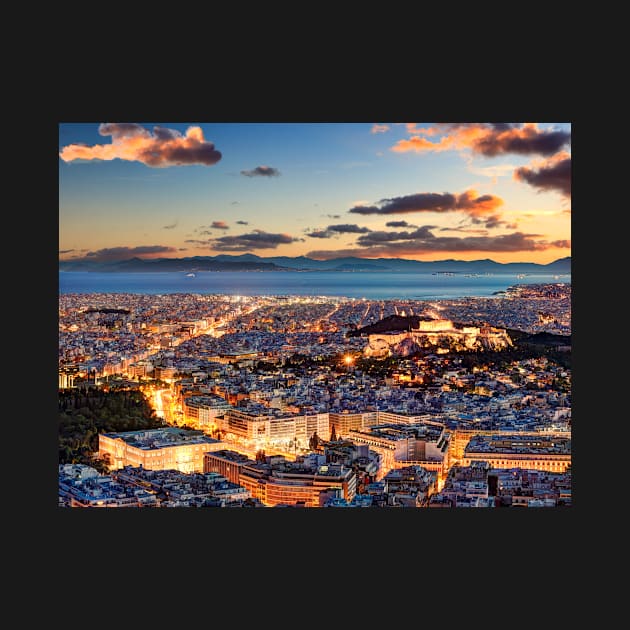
[
  {"xmin": 59, "ymin": 388, "xmax": 165, "ymax": 468},
  {"xmin": 309, "ymin": 432, "xmax": 320, "ymax": 450},
  {"xmin": 330, "ymin": 425, "xmax": 337, "ymax": 442}
]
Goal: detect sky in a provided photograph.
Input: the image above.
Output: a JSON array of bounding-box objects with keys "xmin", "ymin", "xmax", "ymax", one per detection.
[{"xmin": 59, "ymin": 122, "xmax": 571, "ymax": 264}]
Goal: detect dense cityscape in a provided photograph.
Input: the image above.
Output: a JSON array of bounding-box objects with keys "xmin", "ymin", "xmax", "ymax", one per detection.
[{"xmin": 59, "ymin": 283, "xmax": 571, "ymax": 508}]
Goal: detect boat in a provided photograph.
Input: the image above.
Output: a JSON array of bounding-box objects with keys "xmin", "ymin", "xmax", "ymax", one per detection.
[{"xmin": 186, "ymin": 273, "xmax": 196, "ymax": 278}]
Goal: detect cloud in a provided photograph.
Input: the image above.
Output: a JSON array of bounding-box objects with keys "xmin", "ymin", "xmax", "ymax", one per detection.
[
  {"xmin": 178, "ymin": 248, "xmax": 188, "ymax": 251},
  {"xmin": 371, "ymin": 124, "xmax": 391, "ymax": 134},
  {"xmin": 391, "ymin": 123, "xmax": 570, "ymax": 157},
  {"xmin": 349, "ymin": 189, "xmax": 503, "ymax": 218},
  {"xmin": 405, "ymin": 123, "xmax": 440, "ymax": 136},
  {"xmin": 184, "ymin": 239, "xmax": 211, "ymax": 245},
  {"xmin": 439, "ymin": 226, "xmax": 489, "ymax": 235},
  {"xmin": 468, "ymin": 213, "xmax": 514, "ymax": 229},
  {"xmin": 211, "ymin": 220, "xmax": 230, "ymax": 230},
  {"xmin": 307, "ymin": 229, "xmax": 571, "ymax": 259},
  {"xmin": 211, "ymin": 229, "xmax": 301, "ymax": 251},
  {"xmin": 241, "ymin": 165, "xmax": 281, "ymax": 177},
  {"xmin": 482, "ymin": 215, "xmax": 508, "ymax": 229},
  {"xmin": 236, "ymin": 220, "xmax": 249, "ymax": 225},
  {"xmin": 322, "ymin": 214, "xmax": 341, "ymax": 219},
  {"xmin": 356, "ymin": 226, "xmax": 436, "ymax": 246},
  {"xmin": 327, "ymin": 223, "xmax": 371, "ymax": 234},
  {"xmin": 306, "ymin": 223, "xmax": 372, "ymax": 239},
  {"xmin": 385, "ymin": 220, "xmax": 416, "ymax": 228},
  {"xmin": 59, "ymin": 249, "xmax": 75, "ymax": 254},
  {"xmin": 473, "ymin": 125, "xmax": 571, "ymax": 158},
  {"xmin": 78, "ymin": 245, "xmax": 178, "ymax": 262},
  {"xmin": 514, "ymin": 152, "xmax": 571, "ymax": 197},
  {"xmin": 59, "ymin": 123, "xmax": 222, "ymax": 167},
  {"xmin": 163, "ymin": 221, "xmax": 178, "ymax": 229}
]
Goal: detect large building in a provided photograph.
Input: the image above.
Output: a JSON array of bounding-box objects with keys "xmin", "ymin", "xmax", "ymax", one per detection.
[
  {"xmin": 98, "ymin": 427, "xmax": 223, "ymax": 473},
  {"xmin": 347, "ymin": 423, "xmax": 445, "ymax": 478},
  {"xmin": 442, "ymin": 428, "xmax": 571, "ymax": 469},
  {"xmin": 183, "ymin": 394, "xmax": 233, "ymax": 428},
  {"xmin": 204, "ymin": 450, "xmax": 356, "ymax": 507},
  {"xmin": 328, "ymin": 410, "xmax": 442, "ymax": 440},
  {"xmin": 329, "ymin": 411, "xmax": 378, "ymax": 438},
  {"xmin": 204, "ymin": 450, "xmax": 253, "ymax": 484},
  {"xmin": 218, "ymin": 407, "xmax": 329, "ymax": 450},
  {"xmin": 461, "ymin": 435, "xmax": 571, "ymax": 472}
]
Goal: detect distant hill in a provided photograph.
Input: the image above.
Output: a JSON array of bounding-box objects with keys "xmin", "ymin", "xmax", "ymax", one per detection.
[
  {"xmin": 59, "ymin": 256, "xmax": 289, "ymax": 273},
  {"xmin": 59, "ymin": 254, "xmax": 572, "ymax": 274}
]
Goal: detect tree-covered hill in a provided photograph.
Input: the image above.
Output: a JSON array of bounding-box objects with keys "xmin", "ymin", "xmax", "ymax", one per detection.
[{"xmin": 59, "ymin": 387, "xmax": 166, "ymax": 472}]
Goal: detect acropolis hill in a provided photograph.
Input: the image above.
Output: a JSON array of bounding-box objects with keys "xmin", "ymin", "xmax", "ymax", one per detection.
[{"xmin": 361, "ymin": 317, "xmax": 513, "ymax": 358}]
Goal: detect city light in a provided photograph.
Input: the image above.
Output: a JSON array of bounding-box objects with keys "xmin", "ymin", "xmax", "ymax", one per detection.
[{"xmin": 60, "ymin": 284, "xmax": 571, "ymax": 508}]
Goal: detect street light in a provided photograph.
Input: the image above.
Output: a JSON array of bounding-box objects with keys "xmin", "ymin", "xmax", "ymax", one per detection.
[{"xmin": 343, "ymin": 355, "xmax": 354, "ymax": 372}]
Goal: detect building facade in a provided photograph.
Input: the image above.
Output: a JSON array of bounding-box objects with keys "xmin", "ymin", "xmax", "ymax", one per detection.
[
  {"xmin": 461, "ymin": 435, "xmax": 571, "ymax": 473},
  {"xmin": 218, "ymin": 408, "xmax": 329, "ymax": 449},
  {"xmin": 98, "ymin": 428, "xmax": 223, "ymax": 473}
]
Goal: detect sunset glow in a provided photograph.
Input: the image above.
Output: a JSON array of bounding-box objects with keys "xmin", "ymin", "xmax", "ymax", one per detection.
[{"xmin": 59, "ymin": 122, "xmax": 570, "ymax": 264}]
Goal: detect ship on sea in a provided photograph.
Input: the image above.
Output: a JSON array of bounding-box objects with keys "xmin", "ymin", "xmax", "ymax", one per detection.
[{"xmin": 186, "ymin": 273, "xmax": 196, "ymax": 278}]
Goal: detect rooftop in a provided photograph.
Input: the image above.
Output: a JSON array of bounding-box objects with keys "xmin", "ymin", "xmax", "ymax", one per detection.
[
  {"xmin": 465, "ymin": 434, "xmax": 571, "ymax": 455},
  {"xmin": 102, "ymin": 427, "xmax": 220, "ymax": 450}
]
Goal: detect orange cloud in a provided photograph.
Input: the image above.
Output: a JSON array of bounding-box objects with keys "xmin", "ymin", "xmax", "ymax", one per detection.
[
  {"xmin": 59, "ymin": 123, "xmax": 222, "ymax": 167},
  {"xmin": 348, "ymin": 189, "xmax": 504, "ymax": 226},
  {"xmin": 392, "ymin": 123, "xmax": 570, "ymax": 157},
  {"xmin": 371, "ymin": 124, "xmax": 390, "ymax": 134},
  {"xmin": 455, "ymin": 190, "xmax": 504, "ymax": 216}
]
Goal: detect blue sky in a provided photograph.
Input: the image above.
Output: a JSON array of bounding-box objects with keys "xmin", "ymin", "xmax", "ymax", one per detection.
[{"xmin": 59, "ymin": 122, "xmax": 571, "ymax": 263}]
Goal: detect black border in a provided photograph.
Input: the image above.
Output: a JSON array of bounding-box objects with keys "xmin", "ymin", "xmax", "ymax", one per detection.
[{"xmin": 45, "ymin": 77, "xmax": 584, "ymax": 588}]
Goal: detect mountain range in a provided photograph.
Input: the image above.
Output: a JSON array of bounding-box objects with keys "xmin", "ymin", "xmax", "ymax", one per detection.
[{"xmin": 59, "ymin": 254, "xmax": 571, "ymax": 274}]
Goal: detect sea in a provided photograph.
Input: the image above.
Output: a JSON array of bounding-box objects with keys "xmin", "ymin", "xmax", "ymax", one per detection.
[{"xmin": 59, "ymin": 271, "xmax": 570, "ymax": 301}]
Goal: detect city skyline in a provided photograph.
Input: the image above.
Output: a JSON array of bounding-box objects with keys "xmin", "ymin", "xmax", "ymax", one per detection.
[
  {"xmin": 59, "ymin": 285, "xmax": 571, "ymax": 508},
  {"xmin": 59, "ymin": 122, "xmax": 571, "ymax": 265}
]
